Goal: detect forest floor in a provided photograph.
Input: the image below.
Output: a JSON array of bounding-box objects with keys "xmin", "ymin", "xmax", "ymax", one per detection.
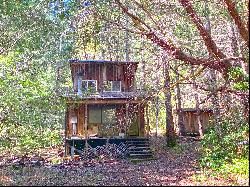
[{"xmin": 0, "ymin": 136, "xmax": 248, "ymax": 186}]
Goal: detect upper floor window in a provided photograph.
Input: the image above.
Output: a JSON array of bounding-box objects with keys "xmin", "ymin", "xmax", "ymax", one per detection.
[
  {"xmin": 103, "ymin": 81, "xmax": 121, "ymax": 92},
  {"xmin": 82, "ymin": 80, "xmax": 97, "ymax": 93}
]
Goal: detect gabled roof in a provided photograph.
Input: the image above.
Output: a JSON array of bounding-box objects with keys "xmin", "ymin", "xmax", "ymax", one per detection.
[{"xmin": 69, "ymin": 59, "xmax": 139, "ymax": 65}]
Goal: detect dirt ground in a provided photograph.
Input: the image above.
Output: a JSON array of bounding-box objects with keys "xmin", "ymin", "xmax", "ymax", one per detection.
[{"xmin": 0, "ymin": 137, "xmax": 248, "ymax": 186}]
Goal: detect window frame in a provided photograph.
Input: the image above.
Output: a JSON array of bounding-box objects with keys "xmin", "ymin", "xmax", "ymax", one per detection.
[
  {"xmin": 103, "ymin": 80, "xmax": 121, "ymax": 92},
  {"xmin": 82, "ymin": 80, "xmax": 97, "ymax": 93}
]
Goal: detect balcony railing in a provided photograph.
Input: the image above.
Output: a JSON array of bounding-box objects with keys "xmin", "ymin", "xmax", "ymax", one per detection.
[{"xmin": 58, "ymin": 87, "xmax": 148, "ymax": 99}]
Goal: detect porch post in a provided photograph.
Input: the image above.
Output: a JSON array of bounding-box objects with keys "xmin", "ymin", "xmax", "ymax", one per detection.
[
  {"xmin": 126, "ymin": 103, "xmax": 129, "ymax": 136},
  {"xmin": 188, "ymin": 112, "xmax": 191, "ymax": 133},
  {"xmin": 64, "ymin": 104, "xmax": 68, "ymax": 156},
  {"xmin": 146, "ymin": 103, "xmax": 150, "ymax": 137},
  {"xmin": 138, "ymin": 104, "xmax": 141, "ymax": 137},
  {"xmin": 84, "ymin": 104, "xmax": 88, "ymax": 155}
]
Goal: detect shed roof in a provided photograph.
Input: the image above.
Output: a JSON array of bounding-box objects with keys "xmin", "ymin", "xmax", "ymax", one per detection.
[
  {"xmin": 175, "ymin": 108, "xmax": 213, "ymax": 113},
  {"xmin": 69, "ymin": 59, "xmax": 139, "ymax": 64}
]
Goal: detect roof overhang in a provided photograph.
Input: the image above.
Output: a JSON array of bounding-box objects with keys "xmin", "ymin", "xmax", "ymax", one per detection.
[{"xmin": 69, "ymin": 59, "xmax": 139, "ymax": 65}]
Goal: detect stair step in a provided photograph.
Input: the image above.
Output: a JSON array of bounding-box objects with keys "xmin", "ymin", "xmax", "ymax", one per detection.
[
  {"xmin": 129, "ymin": 157, "xmax": 156, "ymax": 163},
  {"xmin": 127, "ymin": 139, "xmax": 149, "ymax": 141},
  {"xmin": 127, "ymin": 138, "xmax": 149, "ymax": 140},
  {"xmin": 128, "ymin": 144, "xmax": 150, "ymax": 147},
  {"xmin": 127, "ymin": 144, "xmax": 150, "ymax": 147},
  {"xmin": 129, "ymin": 153, "xmax": 153, "ymax": 159},
  {"xmin": 127, "ymin": 140, "xmax": 149, "ymax": 142},
  {"xmin": 127, "ymin": 140, "xmax": 149, "ymax": 141},
  {"xmin": 125, "ymin": 138, "xmax": 153, "ymax": 159},
  {"xmin": 128, "ymin": 147, "xmax": 151, "ymax": 151},
  {"xmin": 129, "ymin": 151, "xmax": 153, "ymax": 154}
]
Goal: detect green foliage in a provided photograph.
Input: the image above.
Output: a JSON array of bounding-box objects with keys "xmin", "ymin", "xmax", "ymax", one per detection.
[
  {"xmin": 0, "ymin": 122, "xmax": 62, "ymax": 154},
  {"xmin": 0, "ymin": 0, "xmax": 73, "ymax": 155},
  {"xmin": 228, "ymin": 67, "xmax": 249, "ymax": 91},
  {"xmin": 169, "ymin": 142, "xmax": 183, "ymax": 154},
  {"xmin": 166, "ymin": 138, "xmax": 177, "ymax": 148},
  {"xmin": 220, "ymin": 158, "xmax": 249, "ymax": 176},
  {"xmin": 200, "ymin": 109, "xmax": 249, "ymax": 176}
]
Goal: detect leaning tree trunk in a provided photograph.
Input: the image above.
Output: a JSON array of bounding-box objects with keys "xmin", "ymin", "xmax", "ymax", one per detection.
[{"xmin": 163, "ymin": 58, "xmax": 176, "ymax": 146}]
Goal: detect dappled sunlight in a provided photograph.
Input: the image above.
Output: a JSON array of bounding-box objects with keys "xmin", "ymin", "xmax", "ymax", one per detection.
[{"xmin": 0, "ymin": 175, "xmax": 13, "ymax": 185}]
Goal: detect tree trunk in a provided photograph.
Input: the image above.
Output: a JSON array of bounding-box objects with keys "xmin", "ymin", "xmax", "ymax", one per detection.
[
  {"xmin": 175, "ymin": 65, "xmax": 185, "ymax": 136},
  {"xmin": 164, "ymin": 58, "xmax": 176, "ymax": 146},
  {"xmin": 191, "ymin": 66, "xmax": 203, "ymax": 137},
  {"xmin": 155, "ymin": 95, "xmax": 159, "ymax": 136},
  {"xmin": 205, "ymin": 0, "xmax": 222, "ymax": 137}
]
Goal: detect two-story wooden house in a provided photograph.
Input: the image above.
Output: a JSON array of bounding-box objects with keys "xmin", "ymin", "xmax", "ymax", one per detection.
[{"xmin": 63, "ymin": 59, "xmax": 149, "ymax": 156}]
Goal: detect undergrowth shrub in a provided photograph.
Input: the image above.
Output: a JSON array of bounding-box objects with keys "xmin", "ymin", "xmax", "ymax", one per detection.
[
  {"xmin": 200, "ymin": 109, "xmax": 249, "ymax": 177},
  {"xmin": 0, "ymin": 123, "xmax": 62, "ymax": 155},
  {"xmin": 220, "ymin": 158, "xmax": 249, "ymax": 176}
]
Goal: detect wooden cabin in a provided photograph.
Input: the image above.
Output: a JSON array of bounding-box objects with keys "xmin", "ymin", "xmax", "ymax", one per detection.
[
  {"xmin": 63, "ymin": 59, "xmax": 148, "ymax": 155},
  {"xmin": 175, "ymin": 108, "xmax": 214, "ymax": 135}
]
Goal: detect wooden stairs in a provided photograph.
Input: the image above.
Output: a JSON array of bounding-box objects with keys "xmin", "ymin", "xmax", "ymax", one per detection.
[{"xmin": 126, "ymin": 138, "xmax": 154, "ymax": 160}]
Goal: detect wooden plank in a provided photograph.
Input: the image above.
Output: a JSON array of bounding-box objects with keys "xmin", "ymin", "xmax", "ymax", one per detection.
[
  {"xmin": 140, "ymin": 104, "xmax": 145, "ymax": 137},
  {"xmin": 138, "ymin": 104, "xmax": 141, "ymax": 137},
  {"xmin": 69, "ymin": 60, "xmax": 139, "ymax": 65},
  {"xmin": 125, "ymin": 103, "xmax": 129, "ymax": 135},
  {"xmin": 124, "ymin": 65, "xmax": 128, "ymax": 91},
  {"xmin": 78, "ymin": 105, "xmax": 84, "ymax": 136},
  {"xmin": 99, "ymin": 64, "xmax": 103, "ymax": 91},
  {"xmin": 121, "ymin": 65, "xmax": 125, "ymax": 91},
  {"xmin": 67, "ymin": 108, "xmax": 75, "ymax": 137},
  {"xmin": 85, "ymin": 64, "xmax": 88, "ymax": 80},
  {"xmin": 84, "ymin": 104, "xmax": 88, "ymax": 155},
  {"xmin": 103, "ymin": 64, "xmax": 107, "ymax": 81},
  {"xmin": 64, "ymin": 105, "xmax": 68, "ymax": 156}
]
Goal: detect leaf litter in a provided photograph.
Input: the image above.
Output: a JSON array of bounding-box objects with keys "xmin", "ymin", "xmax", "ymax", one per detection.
[{"xmin": 0, "ymin": 137, "xmax": 248, "ymax": 186}]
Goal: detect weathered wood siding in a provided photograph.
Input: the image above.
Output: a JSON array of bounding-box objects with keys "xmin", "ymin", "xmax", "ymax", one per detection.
[
  {"xmin": 183, "ymin": 111, "xmax": 213, "ymax": 133},
  {"xmin": 66, "ymin": 105, "xmax": 86, "ymax": 138},
  {"xmin": 66, "ymin": 103, "xmax": 145, "ymax": 138},
  {"xmin": 70, "ymin": 63, "xmax": 138, "ymax": 92}
]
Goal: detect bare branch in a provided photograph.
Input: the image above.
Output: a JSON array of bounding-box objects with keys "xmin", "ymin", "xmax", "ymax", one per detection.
[
  {"xmin": 223, "ymin": 0, "xmax": 249, "ymax": 46},
  {"xmin": 94, "ymin": 12, "xmax": 144, "ymax": 35},
  {"xmin": 114, "ymin": 0, "xmax": 151, "ymax": 32}
]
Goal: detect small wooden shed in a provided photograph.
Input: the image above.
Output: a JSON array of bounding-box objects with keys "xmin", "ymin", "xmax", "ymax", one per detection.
[{"xmin": 175, "ymin": 108, "xmax": 214, "ymax": 135}]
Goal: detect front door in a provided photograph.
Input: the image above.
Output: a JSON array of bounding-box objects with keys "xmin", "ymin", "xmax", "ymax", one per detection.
[{"xmin": 127, "ymin": 113, "xmax": 139, "ymax": 137}]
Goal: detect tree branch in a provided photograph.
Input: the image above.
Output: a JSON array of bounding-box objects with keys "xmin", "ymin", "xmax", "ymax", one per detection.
[
  {"xmin": 178, "ymin": 0, "xmax": 227, "ymax": 59},
  {"xmin": 223, "ymin": 0, "xmax": 249, "ymax": 46},
  {"xmin": 114, "ymin": 0, "xmax": 245, "ymax": 77},
  {"xmin": 114, "ymin": 0, "xmax": 151, "ymax": 32},
  {"xmin": 145, "ymin": 32, "xmax": 230, "ymax": 74}
]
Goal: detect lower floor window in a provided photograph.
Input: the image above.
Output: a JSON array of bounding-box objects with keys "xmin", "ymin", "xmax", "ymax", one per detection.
[
  {"xmin": 89, "ymin": 105, "xmax": 117, "ymax": 124},
  {"xmin": 88, "ymin": 105, "xmax": 118, "ymax": 137}
]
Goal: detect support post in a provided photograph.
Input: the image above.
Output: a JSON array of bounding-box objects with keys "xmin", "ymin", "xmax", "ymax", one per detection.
[
  {"xmin": 188, "ymin": 112, "xmax": 192, "ymax": 133},
  {"xmin": 64, "ymin": 104, "xmax": 68, "ymax": 156},
  {"xmin": 71, "ymin": 140, "xmax": 75, "ymax": 158},
  {"xmin": 84, "ymin": 104, "xmax": 88, "ymax": 156},
  {"xmin": 138, "ymin": 104, "xmax": 141, "ymax": 137},
  {"xmin": 146, "ymin": 103, "xmax": 150, "ymax": 137},
  {"xmin": 126, "ymin": 103, "xmax": 129, "ymax": 136}
]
